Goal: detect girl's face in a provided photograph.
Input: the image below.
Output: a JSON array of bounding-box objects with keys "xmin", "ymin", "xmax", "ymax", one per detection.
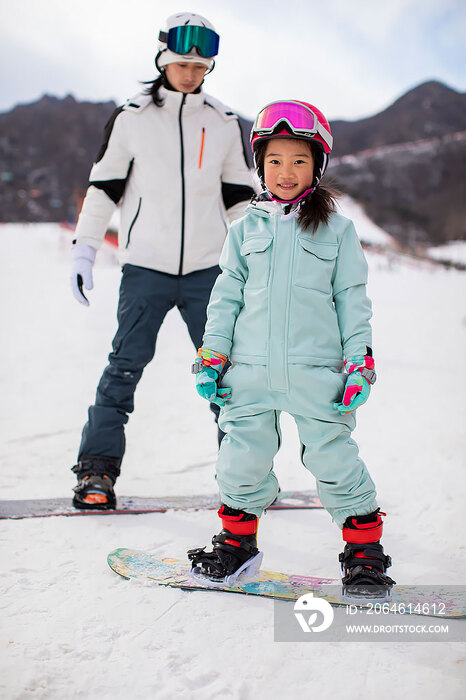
[
  {"xmin": 263, "ymin": 138, "xmax": 315, "ymax": 200},
  {"xmin": 165, "ymin": 62, "xmax": 207, "ymax": 93}
]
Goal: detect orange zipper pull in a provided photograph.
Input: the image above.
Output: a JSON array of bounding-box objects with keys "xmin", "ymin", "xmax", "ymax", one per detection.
[{"xmin": 198, "ymin": 127, "xmax": 205, "ymax": 168}]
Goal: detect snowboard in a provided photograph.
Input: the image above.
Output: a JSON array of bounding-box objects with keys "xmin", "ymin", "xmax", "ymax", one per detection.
[
  {"xmin": 107, "ymin": 548, "xmax": 466, "ymax": 619},
  {"xmin": 0, "ymin": 490, "xmax": 322, "ymax": 520}
]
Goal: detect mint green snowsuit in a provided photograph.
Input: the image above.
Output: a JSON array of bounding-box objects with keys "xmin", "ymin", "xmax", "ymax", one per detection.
[{"xmin": 203, "ymin": 200, "xmax": 378, "ymax": 527}]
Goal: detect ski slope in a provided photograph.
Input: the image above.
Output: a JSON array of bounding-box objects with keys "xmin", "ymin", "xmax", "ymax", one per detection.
[{"xmin": 1, "ymin": 221, "xmax": 465, "ymax": 699}]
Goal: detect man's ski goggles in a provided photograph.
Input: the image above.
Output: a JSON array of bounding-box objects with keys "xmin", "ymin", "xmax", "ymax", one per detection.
[
  {"xmin": 253, "ymin": 101, "xmax": 333, "ymax": 150},
  {"xmin": 159, "ymin": 26, "xmax": 220, "ymax": 58}
]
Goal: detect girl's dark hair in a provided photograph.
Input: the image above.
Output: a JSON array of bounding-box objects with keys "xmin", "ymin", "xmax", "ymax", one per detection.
[
  {"xmin": 253, "ymin": 139, "xmax": 339, "ymax": 232},
  {"xmin": 141, "ymin": 75, "xmax": 165, "ymax": 107}
]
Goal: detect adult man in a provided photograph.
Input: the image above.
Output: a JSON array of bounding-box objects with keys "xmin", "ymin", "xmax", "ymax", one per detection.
[{"xmin": 70, "ymin": 12, "xmax": 254, "ymax": 509}]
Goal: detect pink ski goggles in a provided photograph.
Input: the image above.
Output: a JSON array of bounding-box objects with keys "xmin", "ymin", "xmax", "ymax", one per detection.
[{"xmin": 252, "ymin": 101, "xmax": 333, "ymax": 152}]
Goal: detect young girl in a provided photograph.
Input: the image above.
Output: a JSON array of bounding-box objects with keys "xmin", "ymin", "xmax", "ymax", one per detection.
[{"xmin": 189, "ymin": 100, "xmax": 395, "ymax": 595}]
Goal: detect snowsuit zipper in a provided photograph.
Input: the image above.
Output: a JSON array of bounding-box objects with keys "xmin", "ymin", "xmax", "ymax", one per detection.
[
  {"xmin": 267, "ymin": 215, "xmax": 296, "ymax": 392},
  {"xmin": 178, "ymin": 94, "xmax": 187, "ymax": 276}
]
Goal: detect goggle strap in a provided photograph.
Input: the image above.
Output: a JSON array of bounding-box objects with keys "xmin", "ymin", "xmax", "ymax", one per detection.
[{"xmin": 316, "ymin": 123, "xmax": 333, "ymax": 150}]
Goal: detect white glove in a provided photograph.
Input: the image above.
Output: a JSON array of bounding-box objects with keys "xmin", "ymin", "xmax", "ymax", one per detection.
[{"xmin": 70, "ymin": 244, "xmax": 97, "ymax": 306}]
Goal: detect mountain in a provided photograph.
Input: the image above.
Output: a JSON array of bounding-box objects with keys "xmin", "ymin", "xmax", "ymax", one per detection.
[
  {"xmin": 1, "ymin": 82, "xmax": 465, "ymax": 246},
  {"xmin": 327, "ymin": 130, "xmax": 466, "ymax": 246},
  {"xmin": 330, "ymin": 80, "xmax": 466, "ymax": 157},
  {"xmin": 326, "ymin": 81, "xmax": 466, "ymax": 245},
  {"xmin": 0, "ymin": 94, "xmax": 117, "ymax": 223}
]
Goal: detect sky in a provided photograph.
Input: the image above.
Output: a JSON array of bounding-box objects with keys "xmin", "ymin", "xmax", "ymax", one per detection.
[{"xmin": 1, "ymin": 0, "xmax": 465, "ymax": 121}]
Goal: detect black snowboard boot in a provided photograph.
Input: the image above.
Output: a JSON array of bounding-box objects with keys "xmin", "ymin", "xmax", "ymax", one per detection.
[
  {"xmin": 339, "ymin": 509, "xmax": 395, "ymax": 598},
  {"xmin": 188, "ymin": 505, "xmax": 262, "ymax": 586},
  {"xmin": 71, "ymin": 456, "xmax": 120, "ymax": 510}
]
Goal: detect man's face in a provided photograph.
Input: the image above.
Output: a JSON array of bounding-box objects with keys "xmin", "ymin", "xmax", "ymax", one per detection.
[{"xmin": 164, "ymin": 62, "xmax": 208, "ymax": 93}]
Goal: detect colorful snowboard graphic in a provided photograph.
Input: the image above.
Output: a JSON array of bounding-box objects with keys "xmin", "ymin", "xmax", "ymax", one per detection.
[{"xmin": 107, "ymin": 548, "xmax": 466, "ymax": 619}]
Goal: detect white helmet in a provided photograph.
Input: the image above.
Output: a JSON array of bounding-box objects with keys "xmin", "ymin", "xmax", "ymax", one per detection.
[{"xmin": 157, "ymin": 12, "xmax": 219, "ymax": 71}]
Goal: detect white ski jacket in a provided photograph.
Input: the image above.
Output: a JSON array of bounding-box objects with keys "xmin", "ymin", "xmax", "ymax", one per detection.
[{"xmin": 74, "ymin": 87, "xmax": 254, "ymax": 275}]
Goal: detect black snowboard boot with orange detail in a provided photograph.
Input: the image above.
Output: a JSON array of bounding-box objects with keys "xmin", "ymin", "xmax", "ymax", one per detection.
[{"xmin": 71, "ymin": 456, "xmax": 119, "ymax": 510}]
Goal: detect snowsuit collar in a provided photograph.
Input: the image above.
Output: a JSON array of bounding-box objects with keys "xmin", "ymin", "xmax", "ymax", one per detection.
[
  {"xmin": 158, "ymin": 85, "xmax": 205, "ymax": 112},
  {"xmin": 246, "ymin": 198, "xmax": 300, "ymax": 219}
]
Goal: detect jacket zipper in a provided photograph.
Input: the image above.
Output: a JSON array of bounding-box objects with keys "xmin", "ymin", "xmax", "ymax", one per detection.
[
  {"xmin": 126, "ymin": 197, "xmax": 141, "ymax": 248},
  {"xmin": 178, "ymin": 94, "xmax": 187, "ymax": 275},
  {"xmin": 198, "ymin": 127, "xmax": 205, "ymax": 169}
]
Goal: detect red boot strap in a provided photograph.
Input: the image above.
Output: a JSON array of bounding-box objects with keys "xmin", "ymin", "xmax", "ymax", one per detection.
[
  {"xmin": 343, "ymin": 528, "xmax": 382, "ymax": 544},
  {"xmin": 218, "ymin": 506, "xmax": 258, "ymax": 535},
  {"xmin": 224, "ymin": 538, "xmax": 241, "ymax": 548},
  {"xmin": 220, "ymin": 517, "xmax": 258, "ymax": 535},
  {"xmin": 342, "ymin": 516, "xmax": 383, "ymax": 544},
  {"xmin": 354, "ymin": 551, "xmax": 372, "ymax": 568}
]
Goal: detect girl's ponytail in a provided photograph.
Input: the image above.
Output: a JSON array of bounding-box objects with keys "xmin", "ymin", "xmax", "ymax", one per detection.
[{"xmin": 297, "ymin": 179, "xmax": 340, "ymax": 233}]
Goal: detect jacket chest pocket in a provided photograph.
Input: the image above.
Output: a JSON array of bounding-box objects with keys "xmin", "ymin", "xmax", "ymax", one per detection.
[
  {"xmin": 294, "ymin": 238, "xmax": 338, "ymax": 293},
  {"xmin": 241, "ymin": 236, "xmax": 273, "ymax": 289}
]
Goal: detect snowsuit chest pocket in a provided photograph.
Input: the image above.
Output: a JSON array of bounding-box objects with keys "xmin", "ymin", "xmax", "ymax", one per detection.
[
  {"xmin": 294, "ymin": 237, "xmax": 338, "ymax": 293},
  {"xmin": 240, "ymin": 236, "xmax": 273, "ymax": 289}
]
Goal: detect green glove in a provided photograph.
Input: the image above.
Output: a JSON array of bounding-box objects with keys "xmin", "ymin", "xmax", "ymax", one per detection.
[{"xmin": 333, "ymin": 355, "xmax": 376, "ymax": 415}]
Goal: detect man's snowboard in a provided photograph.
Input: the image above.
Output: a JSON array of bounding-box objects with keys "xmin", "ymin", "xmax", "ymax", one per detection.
[
  {"xmin": 107, "ymin": 548, "xmax": 466, "ymax": 619},
  {"xmin": 0, "ymin": 490, "xmax": 322, "ymax": 519}
]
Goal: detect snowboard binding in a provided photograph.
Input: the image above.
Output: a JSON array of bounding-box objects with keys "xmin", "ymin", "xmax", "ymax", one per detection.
[
  {"xmin": 339, "ymin": 509, "xmax": 395, "ymax": 599},
  {"xmin": 72, "ymin": 474, "xmax": 116, "ymax": 510},
  {"xmin": 188, "ymin": 505, "xmax": 262, "ymax": 587},
  {"xmin": 72, "ymin": 457, "xmax": 119, "ymax": 510}
]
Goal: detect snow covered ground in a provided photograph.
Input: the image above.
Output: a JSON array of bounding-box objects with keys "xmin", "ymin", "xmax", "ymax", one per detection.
[{"xmin": 1, "ymin": 222, "xmax": 465, "ymax": 699}]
